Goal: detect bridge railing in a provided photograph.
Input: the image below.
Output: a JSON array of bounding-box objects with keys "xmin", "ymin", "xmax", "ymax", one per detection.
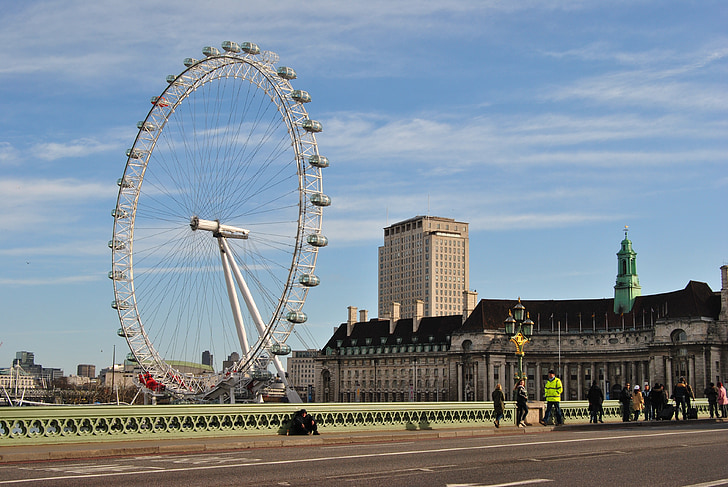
[{"xmin": 0, "ymin": 399, "xmax": 709, "ymax": 445}]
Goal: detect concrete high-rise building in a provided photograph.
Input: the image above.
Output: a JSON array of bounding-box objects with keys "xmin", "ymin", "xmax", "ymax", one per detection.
[
  {"xmin": 378, "ymin": 216, "xmax": 470, "ymax": 319},
  {"xmin": 287, "ymin": 349, "xmax": 318, "ymax": 402},
  {"xmin": 202, "ymin": 350, "xmax": 213, "ymax": 367},
  {"xmin": 77, "ymin": 364, "xmax": 96, "ymax": 378}
]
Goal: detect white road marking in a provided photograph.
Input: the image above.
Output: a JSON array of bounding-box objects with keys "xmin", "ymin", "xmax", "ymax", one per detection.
[
  {"xmin": 682, "ymin": 480, "xmax": 728, "ymax": 487},
  {"xmin": 446, "ymin": 480, "xmax": 553, "ymax": 487},
  {"xmin": 1, "ymin": 429, "xmax": 725, "ymax": 485}
]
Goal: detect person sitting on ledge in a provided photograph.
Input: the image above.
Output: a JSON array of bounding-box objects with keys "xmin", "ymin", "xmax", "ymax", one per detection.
[{"xmin": 291, "ymin": 409, "xmax": 319, "ymax": 435}]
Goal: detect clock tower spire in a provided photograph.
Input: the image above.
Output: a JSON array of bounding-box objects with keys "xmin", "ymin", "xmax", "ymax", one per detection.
[{"xmin": 614, "ymin": 226, "xmax": 641, "ymax": 314}]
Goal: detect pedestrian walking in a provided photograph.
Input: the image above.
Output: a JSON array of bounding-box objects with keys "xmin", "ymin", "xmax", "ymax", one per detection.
[
  {"xmin": 672, "ymin": 377, "xmax": 690, "ymax": 420},
  {"xmin": 632, "ymin": 385, "xmax": 644, "ymax": 421},
  {"xmin": 642, "ymin": 383, "xmax": 652, "ymax": 420},
  {"xmin": 492, "ymin": 383, "xmax": 505, "ymax": 428},
  {"xmin": 587, "ymin": 380, "xmax": 604, "ymax": 424},
  {"xmin": 717, "ymin": 382, "xmax": 728, "ymax": 418},
  {"xmin": 619, "ymin": 382, "xmax": 632, "ymax": 422},
  {"xmin": 540, "ymin": 369, "xmax": 564, "ymax": 426},
  {"xmin": 704, "ymin": 382, "xmax": 719, "ymax": 419},
  {"xmin": 514, "ymin": 379, "xmax": 529, "ymax": 427},
  {"xmin": 651, "ymin": 383, "xmax": 665, "ymax": 420}
]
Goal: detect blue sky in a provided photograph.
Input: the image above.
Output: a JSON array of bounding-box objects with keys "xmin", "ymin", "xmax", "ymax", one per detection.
[{"xmin": 1, "ymin": 1, "xmax": 726, "ymax": 375}]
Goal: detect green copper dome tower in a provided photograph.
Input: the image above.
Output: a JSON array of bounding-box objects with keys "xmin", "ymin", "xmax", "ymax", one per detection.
[{"xmin": 614, "ymin": 226, "xmax": 641, "ymax": 313}]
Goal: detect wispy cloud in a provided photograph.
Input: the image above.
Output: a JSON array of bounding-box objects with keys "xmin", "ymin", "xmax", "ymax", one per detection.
[
  {"xmin": 546, "ymin": 47, "xmax": 728, "ymax": 111},
  {"xmin": 0, "ymin": 274, "xmax": 102, "ymax": 286}
]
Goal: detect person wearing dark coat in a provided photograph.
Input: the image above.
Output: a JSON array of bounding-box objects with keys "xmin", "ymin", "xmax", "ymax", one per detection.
[
  {"xmin": 514, "ymin": 379, "xmax": 529, "ymax": 427},
  {"xmin": 651, "ymin": 383, "xmax": 665, "ymax": 420},
  {"xmin": 619, "ymin": 383, "xmax": 632, "ymax": 422},
  {"xmin": 491, "ymin": 383, "xmax": 505, "ymax": 428},
  {"xmin": 586, "ymin": 381, "xmax": 604, "ymax": 423},
  {"xmin": 291, "ymin": 409, "xmax": 319, "ymax": 435},
  {"xmin": 705, "ymin": 383, "xmax": 719, "ymax": 418}
]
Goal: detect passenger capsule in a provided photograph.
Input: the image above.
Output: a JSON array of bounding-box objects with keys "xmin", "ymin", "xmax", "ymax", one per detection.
[
  {"xmin": 117, "ymin": 177, "xmax": 134, "ymax": 188},
  {"xmin": 270, "ymin": 343, "xmax": 291, "ymax": 356},
  {"xmin": 108, "ymin": 270, "xmax": 127, "ymax": 280},
  {"xmin": 222, "ymin": 40, "xmax": 240, "ymax": 53},
  {"xmin": 291, "ymin": 90, "xmax": 311, "ymax": 103},
  {"xmin": 286, "ymin": 310, "xmax": 307, "ymax": 323},
  {"xmin": 126, "ymin": 148, "xmax": 146, "ymax": 159},
  {"xmin": 202, "ymin": 46, "xmax": 220, "ymax": 57},
  {"xmin": 306, "ymin": 234, "xmax": 328, "ymax": 247},
  {"xmin": 167, "ymin": 74, "xmax": 179, "ymax": 84},
  {"xmin": 308, "ymin": 155, "xmax": 329, "ymax": 168},
  {"xmin": 150, "ymin": 96, "xmax": 169, "ymax": 107},
  {"xmin": 126, "ymin": 352, "xmax": 138, "ymax": 363},
  {"xmin": 111, "ymin": 300, "xmax": 131, "ymax": 310},
  {"xmin": 299, "ymin": 274, "xmax": 320, "ymax": 287},
  {"xmin": 241, "ymin": 42, "xmax": 261, "ymax": 55},
  {"xmin": 108, "ymin": 239, "xmax": 126, "ymax": 250},
  {"xmin": 137, "ymin": 121, "xmax": 158, "ymax": 131},
  {"xmin": 117, "ymin": 327, "xmax": 126, "ymax": 337},
  {"xmin": 252, "ymin": 369, "xmax": 273, "ymax": 381},
  {"xmin": 112, "ymin": 208, "xmax": 129, "ymax": 219},
  {"xmin": 301, "ymin": 119, "xmax": 322, "ymax": 133},
  {"xmin": 310, "ymin": 193, "xmax": 331, "ymax": 207},
  {"xmin": 277, "ymin": 66, "xmax": 297, "ymax": 80},
  {"xmin": 183, "ymin": 57, "xmax": 198, "ymax": 67}
]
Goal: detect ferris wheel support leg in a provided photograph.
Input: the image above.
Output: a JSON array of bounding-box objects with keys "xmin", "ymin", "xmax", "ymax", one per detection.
[
  {"xmin": 220, "ymin": 238, "xmax": 295, "ymax": 392},
  {"xmin": 218, "ymin": 237, "xmax": 251, "ymax": 361}
]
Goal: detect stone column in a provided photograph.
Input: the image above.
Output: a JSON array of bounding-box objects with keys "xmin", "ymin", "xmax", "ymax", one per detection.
[
  {"xmin": 562, "ymin": 363, "xmax": 569, "ymax": 400},
  {"xmin": 474, "ymin": 361, "xmax": 479, "ymax": 401},
  {"xmin": 577, "ymin": 363, "xmax": 583, "ymax": 400},
  {"xmin": 688, "ymin": 355, "xmax": 696, "ymax": 392},
  {"xmin": 665, "ymin": 357, "xmax": 673, "ymax": 392},
  {"xmin": 457, "ymin": 362, "xmax": 463, "ymax": 402},
  {"xmin": 535, "ymin": 363, "xmax": 541, "ymax": 400}
]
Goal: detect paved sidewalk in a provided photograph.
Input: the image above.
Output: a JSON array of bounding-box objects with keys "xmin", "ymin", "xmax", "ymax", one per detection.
[{"xmin": 1, "ymin": 418, "xmax": 723, "ymax": 464}]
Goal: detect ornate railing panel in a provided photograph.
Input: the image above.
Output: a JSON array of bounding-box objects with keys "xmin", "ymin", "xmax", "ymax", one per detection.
[{"xmin": 0, "ymin": 399, "xmax": 708, "ymax": 445}]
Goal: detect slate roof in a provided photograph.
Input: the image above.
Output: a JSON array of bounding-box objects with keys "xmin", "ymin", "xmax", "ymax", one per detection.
[
  {"xmin": 321, "ymin": 280, "xmax": 721, "ymax": 351},
  {"xmin": 460, "ymin": 280, "xmax": 720, "ymax": 333},
  {"xmin": 322, "ymin": 314, "xmax": 463, "ymax": 351}
]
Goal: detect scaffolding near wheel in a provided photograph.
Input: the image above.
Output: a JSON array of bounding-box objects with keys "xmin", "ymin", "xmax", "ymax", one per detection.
[{"xmin": 110, "ymin": 41, "xmax": 330, "ymax": 402}]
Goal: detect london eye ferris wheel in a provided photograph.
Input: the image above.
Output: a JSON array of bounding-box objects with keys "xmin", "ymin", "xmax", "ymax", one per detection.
[{"xmin": 109, "ymin": 41, "xmax": 330, "ymax": 401}]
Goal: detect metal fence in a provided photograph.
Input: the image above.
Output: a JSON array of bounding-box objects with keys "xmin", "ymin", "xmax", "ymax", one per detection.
[{"xmin": 0, "ymin": 399, "xmax": 709, "ymax": 445}]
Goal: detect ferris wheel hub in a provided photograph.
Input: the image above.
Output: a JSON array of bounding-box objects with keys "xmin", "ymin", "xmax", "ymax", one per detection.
[{"xmin": 190, "ymin": 216, "xmax": 249, "ymax": 239}]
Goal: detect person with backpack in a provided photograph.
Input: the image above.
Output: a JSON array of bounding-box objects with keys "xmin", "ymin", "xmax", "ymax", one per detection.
[
  {"xmin": 672, "ymin": 377, "xmax": 690, "ymax": 420},
  {"xmin": 704, "ymin": 382, "xmax": 719, "ymax": 418}
]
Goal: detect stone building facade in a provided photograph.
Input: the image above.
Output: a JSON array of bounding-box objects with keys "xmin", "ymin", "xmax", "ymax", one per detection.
[{"xmin": 314, "ymin": 233, "xmax": 728, "ymax": 403}]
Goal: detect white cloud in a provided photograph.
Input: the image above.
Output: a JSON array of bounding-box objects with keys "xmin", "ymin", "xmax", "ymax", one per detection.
[
  {"xmin": 0, "ymin": 274, "xmax": 102, "ymax": 286},
  {"xmin": 546, "ymin": 47, "xmax": 728, "ymax": 111},
  {"xmin": 31, "ymin": 138, "xmax": 122, "ymax": 161}
]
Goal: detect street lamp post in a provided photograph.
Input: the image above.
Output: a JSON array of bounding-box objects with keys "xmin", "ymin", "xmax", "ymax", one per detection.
[{"xmin": 504, "ymin": 298, "xmax": 534, "ymax": 384}]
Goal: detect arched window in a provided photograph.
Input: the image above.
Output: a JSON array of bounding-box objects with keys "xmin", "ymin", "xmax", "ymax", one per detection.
[
  {"xmin": 462, "ymin": 339, "xmax": 472, "ymax": 352},
  {"xmin": 671, "ymin": 329, "xmax": 687, "ymax": 343}
]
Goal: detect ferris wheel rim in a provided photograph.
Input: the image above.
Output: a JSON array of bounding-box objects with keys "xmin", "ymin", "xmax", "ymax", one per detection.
[{"xmin": 110, "ymin": 43, "xmax": 326, "ymax": 396}]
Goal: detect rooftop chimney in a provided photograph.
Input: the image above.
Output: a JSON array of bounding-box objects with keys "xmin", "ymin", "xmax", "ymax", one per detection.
[
  {"xmin": 463, "ymin": 290, "xmax": 478, "ymax": 323},
  {"xmin": 347, "ymin": 306, "xmax": 357, "ymax": 337},
  {"xmin": 389, "ymin": 302, "xmax": 400, "ymax": 334},
  {"xmin": 359, "ymin": 309, "xmax": 368, "ymax": 323},
  {"xmin": 413, "ymin": 299, "xmax": 424, "ymax": 333}
]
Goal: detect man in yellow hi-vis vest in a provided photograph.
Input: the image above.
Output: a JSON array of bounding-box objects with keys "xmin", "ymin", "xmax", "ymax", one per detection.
[{"xmin": 540, "ymin": 369, "xmax": 564, "ymax": 425}]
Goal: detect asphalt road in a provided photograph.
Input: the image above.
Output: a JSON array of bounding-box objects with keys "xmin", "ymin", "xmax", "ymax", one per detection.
[{"xmin": 1, "ymin": 423, "xmax": 727, "ymax": 486}]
